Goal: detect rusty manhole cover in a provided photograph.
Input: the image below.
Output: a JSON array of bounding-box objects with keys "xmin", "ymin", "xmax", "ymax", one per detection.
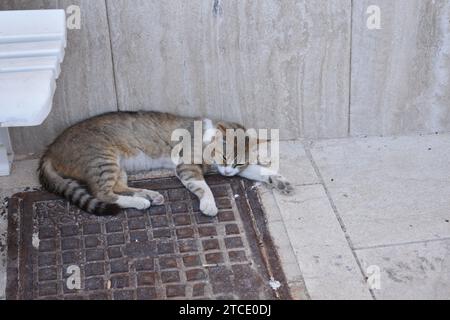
[{"xmin": 6, "ymin": 175, "xmax": 290, "ymax": 300}]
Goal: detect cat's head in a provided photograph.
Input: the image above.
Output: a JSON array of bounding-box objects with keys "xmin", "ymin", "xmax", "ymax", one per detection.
[{"xmin": 206, "ymin": 121, "xmax": 268, "ymax": 177}]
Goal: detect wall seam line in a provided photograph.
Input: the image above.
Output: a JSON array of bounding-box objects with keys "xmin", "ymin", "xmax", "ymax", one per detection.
[
  {"xmin": 104, "ymin": 0, "xmax": 120, "ymax": 112},
  {"xmin": 347, "ymin": 0, "xmax": 353, "ymax": 137}
]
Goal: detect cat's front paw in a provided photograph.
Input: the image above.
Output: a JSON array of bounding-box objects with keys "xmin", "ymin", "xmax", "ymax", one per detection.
[
  {"xmin": 200, "ymin": 196, "xmax": 218, "ymax": 217},
  {"xmin": 268, "ymin": 175, "xmax": 294, "ymax": 195}
]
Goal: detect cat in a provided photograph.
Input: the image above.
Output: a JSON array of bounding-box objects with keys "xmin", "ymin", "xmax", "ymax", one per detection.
[{"xmin": 38, "ymin": 111, "xmax": 293, "ymax": 216}]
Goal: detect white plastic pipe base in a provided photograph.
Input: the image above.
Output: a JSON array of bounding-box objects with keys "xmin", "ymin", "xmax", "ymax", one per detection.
[{"xmin": 0, "ymin": 127, "xmax": 13, "ymax": 176}]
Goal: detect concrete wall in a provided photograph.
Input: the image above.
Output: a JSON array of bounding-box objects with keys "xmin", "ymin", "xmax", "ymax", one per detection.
[
  {"xmin": 106, "ymin": 0, "xmax": 351, "ymax": 140},
  {"xmin": 351, "ymin": 0, "xmax": 450, "ymax": 136},
  {"xmin": 1, "ymin": 1, "xmax": 449, "ymax": 154}
]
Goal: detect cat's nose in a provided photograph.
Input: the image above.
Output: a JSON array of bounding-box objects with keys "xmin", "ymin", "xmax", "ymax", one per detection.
[{"xmin": 224, "ymin": 168, "xmax": 234, "ymax": 176}]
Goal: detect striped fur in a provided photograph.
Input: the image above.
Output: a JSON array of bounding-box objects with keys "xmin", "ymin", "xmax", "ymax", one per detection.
[
  {"xmin": 39, "ymin": 157, "xmax": 121, "ymax": 216},
  {"xmin": 39, "ymin": 111, "xmax": 291, "ymax": 217}
]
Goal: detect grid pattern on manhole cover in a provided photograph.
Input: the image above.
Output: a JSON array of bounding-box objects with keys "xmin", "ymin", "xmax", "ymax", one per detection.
[{"xmin": 6, "ymin": 175, "xmax": 290, "ymax": 300}]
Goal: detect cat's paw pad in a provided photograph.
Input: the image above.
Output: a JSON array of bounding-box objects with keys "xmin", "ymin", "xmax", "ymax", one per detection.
[
  {"xmin": 200, "ymin": 197, "xmax": 218, "ymax": 217},
  {"xmin": 137, "ymin": 190, "xmax": 165, "ymax": 205},
  {"xmin": 133, "ymin": 198, "xmax": 152, "ymax": 210},
  {"xmin": 150, "ymin": 192, "xmax": 165, "ymax": 205},
  {"xmin": 268, "ymin": 175, "xmax": 294, "ymax": 195}
]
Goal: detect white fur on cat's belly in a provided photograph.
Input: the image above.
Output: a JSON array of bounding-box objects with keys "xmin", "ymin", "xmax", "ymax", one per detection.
[
  {"xmin": 120, "ymin": 151, "xmax": 175, "ymax": 173},
  {"xmin": 116, "ymin": 195, "xmax": 151, "ymax": 210}
]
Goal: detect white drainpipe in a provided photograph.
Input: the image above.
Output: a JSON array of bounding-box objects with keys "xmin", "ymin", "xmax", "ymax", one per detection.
[{"xmin": 0, "ymin": 9, "xmax": 67, "ymax": 176}]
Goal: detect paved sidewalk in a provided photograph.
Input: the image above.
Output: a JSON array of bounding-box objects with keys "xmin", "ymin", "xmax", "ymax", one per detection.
[
  {"xmin": 2, "ymin": 133, "xmax": 450, "ymax": 299},
  {"xmin": 266, "ymin": 133, "xmax": 450, "ymax": 299}
]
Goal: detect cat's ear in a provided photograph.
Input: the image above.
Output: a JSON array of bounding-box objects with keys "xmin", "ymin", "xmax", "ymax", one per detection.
[
  {"xmin": 245, "ymin": 136, "xmax": 270, "ymax": 154},
  {"xmin": 217, "ymin": 121, "xmax": 246, "ymax": 134},
  {"xmin": 248, "ymin": 137, "xmax": 270, "ymax": 148},
  {"xmin": 257, "ymin": 138, "xmax": 270, "ymax": 145},
  {"xmin": 210, "ymin": 122, "xmax": 227, "ymax": 144},
  {"xmin": 216, "ymin": 122, "xmax": 228, "ymax": 136}
]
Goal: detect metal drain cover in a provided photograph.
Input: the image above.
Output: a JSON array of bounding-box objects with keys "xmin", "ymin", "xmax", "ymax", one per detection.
[{"xmin": 6, "ymin": 175, "xmax": 290, "ymax": 300}]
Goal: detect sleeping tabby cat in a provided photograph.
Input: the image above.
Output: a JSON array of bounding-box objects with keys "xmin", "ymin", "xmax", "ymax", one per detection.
[{"xmin": 39, "ymin": 111, "xmax": 293, "ymax": 216}]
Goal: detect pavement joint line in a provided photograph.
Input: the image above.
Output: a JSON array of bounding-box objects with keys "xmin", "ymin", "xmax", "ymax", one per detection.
[
  {"xmin": 257, "ymin": 186, "xmax": 312, "ymax": 300},
  {"xmin": 304, "ymin": 144, "xmax": 376, "ymax": 300},
  {"xmin": 353, "ymin": 237, "xmax": 450, "ymax": 251},
  {"xmin": 291, "ymin": 182, "xmax": 323, "ymax": 187}
]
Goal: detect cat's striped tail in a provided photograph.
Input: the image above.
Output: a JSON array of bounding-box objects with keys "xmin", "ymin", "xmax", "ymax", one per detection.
[{"xmin": 38, "ymin": 158, "xmax": 121, "ymax": 216}]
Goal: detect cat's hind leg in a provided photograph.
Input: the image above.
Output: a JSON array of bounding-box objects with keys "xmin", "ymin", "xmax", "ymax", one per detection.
[
  {"xmin": 87, "ymin": 161, "xmax": 151, "ymax": 210},
  {"xmin": 113, "ymin": 170, "xmax": 165, "ymax": 205}
]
